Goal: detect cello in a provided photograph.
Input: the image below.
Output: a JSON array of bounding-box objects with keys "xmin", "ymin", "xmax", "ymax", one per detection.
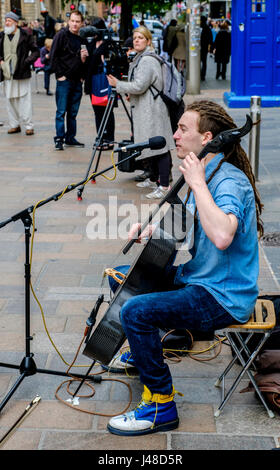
[{"xmin": 83, "ymin": 115, "xmax": 253, "ymax": 365}]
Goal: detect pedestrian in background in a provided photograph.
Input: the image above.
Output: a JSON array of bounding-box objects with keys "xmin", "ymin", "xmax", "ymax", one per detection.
[
  {"xmin": 172, "ymin": 23, "xmax": 186, "ymax": 73},
  {"xmin": 40, "ymin": 38, "xmax": 53, "ymax": 95},
  {"xmin": 49, "ymin": 10, "xmax": 88, "ymax": 151},
  {"xmin": 200, "ymin": 16, "xmax": 213, "ymax": 81},
  {"xmin": 0, "ymin": 12, "xmax": 39, "ymax": 135},
  {"xmin": 162, "ymin": 19, "xmax": 177, "ymax": 62},
  {"xmin": 40, "ymin": 9, "xmax": 56, "ymax": 39},
  {"xmin": 213, "ymin": 21, "xmax": 231, "ymax": 80}
]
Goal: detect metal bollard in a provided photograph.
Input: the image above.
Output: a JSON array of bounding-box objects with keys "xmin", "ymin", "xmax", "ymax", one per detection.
[{"xmin": 248, "ymin": 96, "xmax": 261, "ymax": 181}]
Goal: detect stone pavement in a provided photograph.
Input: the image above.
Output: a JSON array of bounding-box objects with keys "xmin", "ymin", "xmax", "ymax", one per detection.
[{"xmin": 0, "ymin": 58, "xmax": 279, "ymax": 452}]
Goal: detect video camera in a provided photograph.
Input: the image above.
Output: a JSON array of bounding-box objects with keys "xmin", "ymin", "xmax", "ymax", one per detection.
[{"xmin": 80, "ymin": 25, "xmax": 129, "ymax": 79}]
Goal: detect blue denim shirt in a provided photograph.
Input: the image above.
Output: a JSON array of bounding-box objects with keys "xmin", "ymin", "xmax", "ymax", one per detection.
[{"xmin": 174, "ymin": 153, "xmax": 259, "ymax": 323}]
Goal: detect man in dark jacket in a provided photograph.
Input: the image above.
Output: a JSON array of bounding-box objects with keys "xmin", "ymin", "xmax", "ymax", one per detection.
[
  {"xmin": 0, "ymin": 11, "xmax": 39, "ymax": 135},
  {"xmin": 49, "ymin": 10, "xmax": 88, "ymax": 150},
  {"xmin": 200, "ymin": 16, "xmax": 213, "ymax": 81},
  {"xmin": 40, "ymin": 10, "xmax": 56, "ymax": 39}
]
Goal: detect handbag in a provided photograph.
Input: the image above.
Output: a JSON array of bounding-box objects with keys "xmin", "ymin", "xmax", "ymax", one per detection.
[
  {"xmin": 241, "ymin": 350, "xmax": 280, "ymax": 414},
  {"xmin": 91, "ymin": 72, "xmax": 111, "ymax": 106}
]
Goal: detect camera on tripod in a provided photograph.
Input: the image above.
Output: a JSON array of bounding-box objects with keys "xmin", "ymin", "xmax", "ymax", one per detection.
[{"xmin": 80, "ymin": 26, "xmax": 129, "ymax": 79}]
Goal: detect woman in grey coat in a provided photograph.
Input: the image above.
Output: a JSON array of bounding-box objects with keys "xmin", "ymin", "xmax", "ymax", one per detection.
[{"xmin": 107, "ymin": 26, "xmax": 175, "ymax": 199}]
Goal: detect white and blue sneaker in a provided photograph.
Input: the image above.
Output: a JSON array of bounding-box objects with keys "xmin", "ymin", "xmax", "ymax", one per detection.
[
  {"xmin": 102, "ymin": 349, "xmax": 138, "ymax": 373},
  {"xmin": 107, "ymin": 385, "xmax": 180, "ymax": 436}
]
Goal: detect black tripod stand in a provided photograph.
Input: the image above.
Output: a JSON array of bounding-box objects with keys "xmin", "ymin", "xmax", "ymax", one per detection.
[
  {"xmin": 77, "ymin": 87, "xmax": 132, "ymax": 201},
  {"xmin": 0, "ymin": 150, "xmax": 140, "ymax": 414}
]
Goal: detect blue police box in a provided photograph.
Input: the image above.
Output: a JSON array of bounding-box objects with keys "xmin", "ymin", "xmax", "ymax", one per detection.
[{"xmin": 224, "ymin": 0, "xmax": 280, "ymax": 107}]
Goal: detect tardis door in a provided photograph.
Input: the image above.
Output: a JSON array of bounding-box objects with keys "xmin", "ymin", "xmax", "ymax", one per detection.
[
  {"xmin": 244, "ymin": 0, "xmax": 274, "ymax": 96},
  {"xmin": 273, "ymin": 1, "xmax": 280, "ymax": 95}
]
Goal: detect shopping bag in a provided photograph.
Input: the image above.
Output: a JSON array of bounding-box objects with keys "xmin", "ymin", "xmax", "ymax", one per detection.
[{"xmin": 91, "ymin": 72, "xmax": 111, "ymax": 106}]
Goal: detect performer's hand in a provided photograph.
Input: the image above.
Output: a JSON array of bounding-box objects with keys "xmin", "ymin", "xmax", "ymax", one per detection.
[
  {"xmin": 179, "ymin": 151, "xmax": 206, "ymax": 190},
  {"xmin": 107, "ymin": 74, "xmax": 118, "ymax": 87},
  {"xmin": 128, "ymin": 223, "xmax": 155, "ymax": 243}
]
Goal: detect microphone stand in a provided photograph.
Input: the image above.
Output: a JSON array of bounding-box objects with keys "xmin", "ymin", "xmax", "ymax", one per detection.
[{"xmin": 0, "ymin": 150, "xmax": 141, "ymax": 413}]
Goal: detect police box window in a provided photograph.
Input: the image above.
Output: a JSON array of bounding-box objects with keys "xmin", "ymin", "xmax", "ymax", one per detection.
[{"xmin": 251, "ymin": 0, "xmax": 266, "ymax": 13}]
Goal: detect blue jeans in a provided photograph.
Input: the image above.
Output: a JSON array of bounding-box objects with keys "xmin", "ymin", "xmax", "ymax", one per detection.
[
  {"xmin": 55, "ymin": 79, "xmax": 82, "ymax": 141},
  {"xmin": 109, "ymin": 265, "xmax": 236, "ymax": 395}
]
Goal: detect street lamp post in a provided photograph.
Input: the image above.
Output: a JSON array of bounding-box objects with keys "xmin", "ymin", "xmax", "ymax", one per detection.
[{"xmin": 186, "ymin": 1, "xmax": 201, "ymax": 95}]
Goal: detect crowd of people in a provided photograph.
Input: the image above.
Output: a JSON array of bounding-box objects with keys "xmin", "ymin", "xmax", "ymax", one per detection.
[
  {"xmin": 0, "ymin": 7, "xmax": 229, "ymax": 202},
  {"xmin": 0, "ymin": 9, "xmax": 266, "ymax": 441},
  {"xmin": 0, "ymin": 10, "xmax": 231, "ymax": 196}
]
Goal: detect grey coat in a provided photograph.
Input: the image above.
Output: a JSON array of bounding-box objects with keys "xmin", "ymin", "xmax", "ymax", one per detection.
[{"xmin": 116, "ymin": 47, "xmax": 175, "ymax": 160}]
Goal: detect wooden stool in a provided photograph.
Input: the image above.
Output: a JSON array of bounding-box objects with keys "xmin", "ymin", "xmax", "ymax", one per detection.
[{"xmin": 214, "ymin": 298, "xmax": 276, "ymax": 418}]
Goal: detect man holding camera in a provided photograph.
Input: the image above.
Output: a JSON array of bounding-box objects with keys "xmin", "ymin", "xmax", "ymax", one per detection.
[
  {"xmin": 49, "ymin": 10, "xmax": 88, "ymax": 151},
  {"xmin": 83, "ymin": 17, "xmax": 116, "ymax": 151}
]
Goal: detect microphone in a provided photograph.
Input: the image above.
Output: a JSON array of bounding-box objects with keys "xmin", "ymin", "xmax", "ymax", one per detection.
[{"xmin": 114, "ymin": 136, "xmax": 166, "ymax": 153}]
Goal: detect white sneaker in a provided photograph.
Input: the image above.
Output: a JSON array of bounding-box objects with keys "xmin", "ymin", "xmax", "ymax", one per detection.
[
  {"xmin": 145, "ymin": 186, "xmax": 170, "ymax": 199},
  {"xmin": 101, "ymin": 350, "xmax": 137, "ymax": 373},
  {"xmin": 136, "ymin": 178, "xmax": 157, "ymax": 189}
]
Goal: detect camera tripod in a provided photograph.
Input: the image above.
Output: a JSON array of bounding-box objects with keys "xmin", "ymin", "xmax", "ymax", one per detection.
[{"xmin": 77, "ymin": 87, "xmax": 132, "ymax": 201}]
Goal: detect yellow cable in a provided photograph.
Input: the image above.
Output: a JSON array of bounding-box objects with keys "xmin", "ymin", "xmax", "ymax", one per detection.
[
  {"xmin": 163, "ymin": 336, "xmax": 227, "ymax": 355},
  {"xmin": 29, "ymin": 151, "xmax": 117, "ymax": 367}
]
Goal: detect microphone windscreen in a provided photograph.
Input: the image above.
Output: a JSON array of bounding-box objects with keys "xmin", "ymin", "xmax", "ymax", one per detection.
[{"xmin": 149, "ymin": 136, "xmax": 166, "ymax": 150}]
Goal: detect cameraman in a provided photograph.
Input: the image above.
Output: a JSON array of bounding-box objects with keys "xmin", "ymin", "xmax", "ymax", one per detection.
[{"xmin": 84, "ymin": 17, "xmax": 115, "ymax": 151}]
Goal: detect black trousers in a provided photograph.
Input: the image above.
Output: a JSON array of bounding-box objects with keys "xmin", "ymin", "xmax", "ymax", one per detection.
[
  {"xmin": 92, "ymin": 103, "xmax": 115, "ymax": 143},
  {"xmin": 149, "ymin": 151, "xmax": 171, "ymax": 187},
  {"xmin": 216, "ymin": 62, "xmax": 227, "ymax": 79},
  {"xmin": 201, "ymin": 51, "xmax": 208, "ymax": 80}
]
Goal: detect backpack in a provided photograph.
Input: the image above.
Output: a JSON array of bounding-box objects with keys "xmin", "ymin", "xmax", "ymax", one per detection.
[
  {"xmin": 133, "ymin": 52, "xmax": 186, "ymax": 132},
  {"xmin": 146, "ymin": 53, "xmax": 186, "ymax": 106}
]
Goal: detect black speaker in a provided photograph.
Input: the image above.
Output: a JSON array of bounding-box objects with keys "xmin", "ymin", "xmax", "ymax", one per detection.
[{"xmin": 117, "ymin": 140, "xmax": 136, "ymax": 173}]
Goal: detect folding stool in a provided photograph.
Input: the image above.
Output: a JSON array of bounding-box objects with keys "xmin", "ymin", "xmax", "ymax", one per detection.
[{"xmin": 214, "ymin": 298, "xmax": 276, "ymax": 418}]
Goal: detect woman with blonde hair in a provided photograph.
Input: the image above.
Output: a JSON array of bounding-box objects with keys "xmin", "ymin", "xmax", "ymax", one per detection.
[
  {"xmin": 40, "ymin": 37, "xmax": 53, "ymax": 95},
  {"xmin": 107, "ymin": 26, "xmax": 175, "ymax": 199}
]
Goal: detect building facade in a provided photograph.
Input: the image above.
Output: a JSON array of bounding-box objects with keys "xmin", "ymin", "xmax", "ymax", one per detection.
[{"xmin": 0, "ymin": 0, "xmax": 101, "ymax": 29}]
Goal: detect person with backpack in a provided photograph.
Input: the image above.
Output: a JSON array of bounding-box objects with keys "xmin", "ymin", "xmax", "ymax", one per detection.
[{"xmin": 107, "ymin": 26, "xmax": 175, "ymax": 199}]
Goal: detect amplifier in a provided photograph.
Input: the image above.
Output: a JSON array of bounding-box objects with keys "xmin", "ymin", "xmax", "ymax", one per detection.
[{"xmin": 117, "ymin": 140, "xmax": 136, "ymax": 173}]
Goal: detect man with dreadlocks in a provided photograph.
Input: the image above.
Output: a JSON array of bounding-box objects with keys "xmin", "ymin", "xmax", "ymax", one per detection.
[{"xmin": 106, "ymin": 100, "xmax": 263, "ymax": 436}]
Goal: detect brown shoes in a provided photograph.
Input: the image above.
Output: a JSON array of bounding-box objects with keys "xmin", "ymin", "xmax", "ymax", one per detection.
[
  {"xmin": 8, "ymin": 126, "xmax": 21, "ymax": 134},
  {"xmin": 7, "ymin": 127, "xmax": 34, "ymax": 135}
]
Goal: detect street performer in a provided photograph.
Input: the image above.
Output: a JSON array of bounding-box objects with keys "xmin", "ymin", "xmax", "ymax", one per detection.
[{"xmin": 106, "ymin": 100, "xmax": 263, "ymax": 436}]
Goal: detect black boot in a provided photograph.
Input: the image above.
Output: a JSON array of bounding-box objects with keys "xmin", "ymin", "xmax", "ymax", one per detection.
[{"xmin": 54, "ymin": 137, "xmax": 64, "ymax": 151}]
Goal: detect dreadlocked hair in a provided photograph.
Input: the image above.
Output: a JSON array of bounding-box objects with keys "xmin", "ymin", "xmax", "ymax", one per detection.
[{"xmin": 185, "ymin": 100, "xmax": 264, "ymax": 238}]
